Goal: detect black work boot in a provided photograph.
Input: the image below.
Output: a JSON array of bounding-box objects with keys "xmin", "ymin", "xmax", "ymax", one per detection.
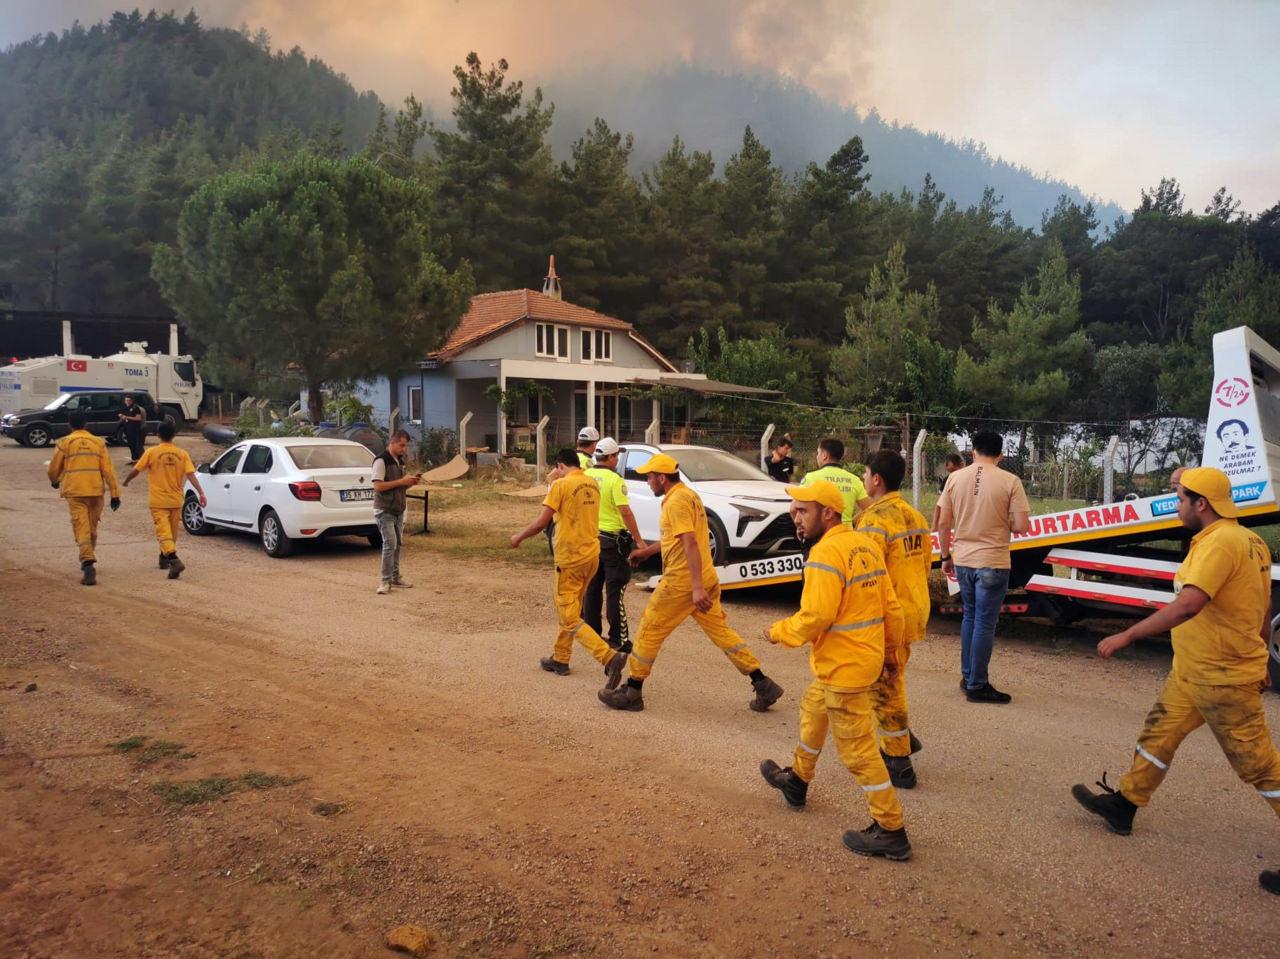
[
  {"xmin": 166, "ymin": 553, "xmax": 185, "ymax": 580},
  {"xmin": 540, "ymin": 656, "xmax": 570, "ymax": 676},
  {"xmin": 908, "ymin": 731, "xmax": 923, "ymax": 755},
  {"xmin": 158, "ymin": 552, "xmax": 170, "ymax": 570},
  {"xmin": 882, "ymin": 752, "xmax": 917, "ymax": 789},
  {"xmin": 759, "ymin": 759, "xmax": 808, "ymax": 809},
  {"xmin": 965, "ymin": 683, "xmax": 1012, "ymax": 704},
  {"xmin": 842, "ymin": 823, "xmax": 912, "ymax": 861},
  {"xmin": 1071, "ymin": 774, "xmax": 1136, "ymax": 835},
  {"xmin": 1260, "ymin": 870, "xmax": 1280, "ymax": 895},
  {"xmin": 603, "ymin": 651, "xmax": 627, "ymax": 690},
  {"xmin": 598, "ymin": 683, "xmax": 644, "ymax": 711},
  {"xmin": 81, "ymin": 562, "xmax": 96, "ymax": 586},
  {"xmin": 748, "ymin": 675, "xmax": 784, "ymax": 712}
]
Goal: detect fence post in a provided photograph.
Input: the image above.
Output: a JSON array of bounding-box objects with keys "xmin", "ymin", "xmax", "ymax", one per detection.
[
  {"xmin": 255, "ymin": 397, "xmax": 271, "ymax": 427},
  {"xmin": 239, "ymin": 396, "xmax": 255, "ymax": 419},
  {"xmin": 645, "ymin": 417, "xmax": 660, "ymax": 445},
  {"xmin": 535, "ymin": 415, "xmax": 551, "ymax": 485},
  {"xmin": 459, "ymin": 411, "xmax": 473, "ymax": 453},
  {"xmin": 911, "ymin": 429, "xmax": 928, "ymax": 508},
  {"xmin": 389, "ymin": 406, "xmax": 400, "ymax": 432},
  {"xmin": 759, "ymin": 423, "xmax": 775, "ymax": 471},
  {"xmin": 1062, "ymin": 460, "xmax": 1071, "ymax": 499},
  {"xmin": 1103, "ymin": 434, "xmax": 1120, "ymax": 503}
]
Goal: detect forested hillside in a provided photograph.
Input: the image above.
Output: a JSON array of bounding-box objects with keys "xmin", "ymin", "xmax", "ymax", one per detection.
[
  {"xmin": 2, "ymin": 10, "xmax": 1279, "ymax": 429},
  {"xmin": 0, "ymin": 9, "xmax": 382, "ymax": 315},
  {"xmin": 546, "ymin": 65, "xmax": 1125, "ymax": 231}
]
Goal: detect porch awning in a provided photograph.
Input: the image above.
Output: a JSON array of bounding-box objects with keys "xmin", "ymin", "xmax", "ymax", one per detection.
[{"xmin": 629, "ymin": 376, "xmax": 783, "ymax": 397}]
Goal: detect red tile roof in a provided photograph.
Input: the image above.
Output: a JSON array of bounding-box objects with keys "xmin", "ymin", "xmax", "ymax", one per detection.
[{"xmin": 430, "ymin": 289, "xmax": 674, "ymax": 370}]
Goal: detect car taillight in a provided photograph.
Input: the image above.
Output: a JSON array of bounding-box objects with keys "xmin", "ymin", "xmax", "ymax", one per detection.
[{"xmin": 289, "ymin": 481, "xmax": 322, "ymax": 501}]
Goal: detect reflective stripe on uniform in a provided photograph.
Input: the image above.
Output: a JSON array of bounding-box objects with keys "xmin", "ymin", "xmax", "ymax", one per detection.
[
  {"xmin": 847, "ymin": 568, "xmax": 886, "ymax": 584},
  {"xmin": 860, "ymin": 525, "xmax": 888, "ymax": 538},
  {"xmin": 631, "ymin": 651, "xmax": 655, "ymax": 665},
  {"xmin": 805, "ymin": 561, "xmax": 846, "ymax": 584},
  {"xmin": 861, "ymin": 780, "xmax": 892, "ymax": 792},
  {"xmin": 878, "ymin": 727, "xmax": 910, "ymax": 738},
  {"xmin": 829, "ymin": 617, "xmax": 884, "ymax": 632},
  {"xmin": 1259, "ymin": 787, "xmax": 1280, "ymax": 799},
  {"xmin": 797, "ymin": 741, "xmax": 821, "ymax": 755},
  {"xmin": 569, "ymin": 621, "xmax": 585, "ymax": 636},
  {"xmin": 1135, "ymin": 745, "xmax": 1168, "ymax": 770},
  {"xmin": 723, "ymin": 643, "xmax": 747, "ymax": 656}
]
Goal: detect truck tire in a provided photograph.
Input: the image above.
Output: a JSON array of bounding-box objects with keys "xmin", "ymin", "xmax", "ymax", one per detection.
[{"xmin": 161, "ymin": 406, "xmax": 184, "ymax": 432}]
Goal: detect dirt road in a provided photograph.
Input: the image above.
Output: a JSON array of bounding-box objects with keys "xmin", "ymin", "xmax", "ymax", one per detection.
[{"xmin": 2, "ymin": 438, "xmax": 1277, "ymax": 957}]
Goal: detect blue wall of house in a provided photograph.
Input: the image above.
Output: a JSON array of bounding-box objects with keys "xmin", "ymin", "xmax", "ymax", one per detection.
[{"xmin": 392, "ymin": 369, "xmax": 457, "ymax": 435}]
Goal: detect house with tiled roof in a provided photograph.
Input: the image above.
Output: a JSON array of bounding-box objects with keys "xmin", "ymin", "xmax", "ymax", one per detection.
[{"xmin": 361, "ymin": 259, "xmax": 704, "ymax": 454}]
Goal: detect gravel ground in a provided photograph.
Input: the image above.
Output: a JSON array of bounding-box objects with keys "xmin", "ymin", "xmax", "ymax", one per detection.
[{"xmin": 1, "ymin": 435, "xmax": 1278, "ymax": 958}]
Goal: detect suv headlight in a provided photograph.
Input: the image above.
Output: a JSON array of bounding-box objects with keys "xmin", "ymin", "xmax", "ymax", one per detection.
[{"xmin": 730, "ymin": 502, "xmax": 769, "ymax": 537}]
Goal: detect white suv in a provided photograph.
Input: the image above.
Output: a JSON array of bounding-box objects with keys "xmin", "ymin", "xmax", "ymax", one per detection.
[{"xmin": 614, "ymin": 443, "xmax": 798, "ymax": 564}]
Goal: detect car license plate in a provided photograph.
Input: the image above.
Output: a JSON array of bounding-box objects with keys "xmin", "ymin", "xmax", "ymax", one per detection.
[{"xmin": 339, "ymin": 488, "xmax": 373, "ymax": 502}]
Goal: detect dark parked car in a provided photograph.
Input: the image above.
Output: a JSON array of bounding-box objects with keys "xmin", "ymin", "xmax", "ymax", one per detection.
[{"xmin": 1, "ymin": 391, "xmax": 161, "ymax": 448}]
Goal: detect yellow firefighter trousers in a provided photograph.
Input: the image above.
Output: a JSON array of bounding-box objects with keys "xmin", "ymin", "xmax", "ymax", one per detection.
[
  {"xmin": 871, "ymin": 644, "xmax": 913, "ymax": 758},
  {"xmin": 67, "ymin": 496, "xmax": 105, "ymax": 564},
  {"xmin": 552, "ymin": 558, "xmax": 615, "ymax": 667},
  {"xmin": 627, "ymin": 578, "xmax": 761, "ymax": 681},
  {"xmin": 1119, "ymin": 670, "xmax": 1280, "ymax": 815},
  {"xmin": 150, "ymin": 507, "xmax": 182, "ymax": 555},
  {"xmin": 792, "ymin": 680, "xmax": 904, "ymax": 831}
]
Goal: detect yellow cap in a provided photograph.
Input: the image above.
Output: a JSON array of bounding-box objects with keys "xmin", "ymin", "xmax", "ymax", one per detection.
[
  {"xmin": 786, "ymin": 480, "xmax": 845, "ymax": 514},
  {"xmin": 1178, "ymin": 466, "xmax": 1237, "ymax": 518},
  {"xmin": 635, "ymin": 452, "xmax": 680, "ymax": 475}
]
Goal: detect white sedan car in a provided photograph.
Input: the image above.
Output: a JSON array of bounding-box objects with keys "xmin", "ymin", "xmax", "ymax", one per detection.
[
  {"xmin": 613, "ymin": 443, "xmax": 799, "ymax": 565},
  {"xmin": 182, "ymin": 437, "xmax": 380, "ymax": 558}
]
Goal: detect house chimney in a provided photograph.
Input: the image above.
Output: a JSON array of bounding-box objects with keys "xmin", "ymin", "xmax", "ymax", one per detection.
[{"xmin": 542, "ymin": 255, "xmax": 562, "ymax": 300}]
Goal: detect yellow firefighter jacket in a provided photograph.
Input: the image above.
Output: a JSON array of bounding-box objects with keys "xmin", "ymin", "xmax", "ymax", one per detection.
[
  {"xmin": 856, "ymin": 491, "xmax": 932, "ymax": 643},
  {"xmin": 48, "ymin": 429, "xmax": 120, "ymax": 499}
]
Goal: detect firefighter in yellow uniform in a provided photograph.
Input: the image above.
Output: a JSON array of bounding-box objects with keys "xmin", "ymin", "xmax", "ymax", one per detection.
[
  {"xmin": 597, "ymin": 452, "xmax": 784, "ymax": 713},
  {"xmin": 47, "ymin": 409, "xmax": 120, "ymax": 585},
  {"xmin": 858, "ymin": 449, "xmax": 932, "ymax": 788},
  {"xmin": 1071, "ymin": 467, "xmax": 1280, "ymax": 896},
  {"xmin": 123, "ymin": 420, "xmax": 206, "ymax": 579},
  {"xmin": 511, "ymin": 448, "xmax": 627, "ymax": 686},
  {"xmin": 759, "ymin": 480, "xmax": 912, "ymax": 860}
]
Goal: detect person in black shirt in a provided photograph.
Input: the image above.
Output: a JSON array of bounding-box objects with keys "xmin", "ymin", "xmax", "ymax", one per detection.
[
  {"xmin": 937, "ymin": 452, "xmax": 964, "ymax": 492},
  {"xmin": 118, "ymin": 394, "xmax": 146, "ymax": 463},
  {"xmin": 765, "ymin": 435, "xmax": 795, "ymax": 483}
]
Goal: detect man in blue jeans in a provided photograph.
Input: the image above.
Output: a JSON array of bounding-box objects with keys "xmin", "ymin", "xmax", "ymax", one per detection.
[
  {"xmin": 936, "ymin": 431, "xmax": 1030, "ymax": 703},
  {"xmin": 372, "ymin": 429, "xmax": 422, "ymax": 595}
]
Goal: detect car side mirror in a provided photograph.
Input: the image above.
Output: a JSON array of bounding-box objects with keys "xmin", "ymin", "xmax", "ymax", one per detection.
[{"xmin": 197, "ymin": 463, "xmax": 210, "ymax": 474}]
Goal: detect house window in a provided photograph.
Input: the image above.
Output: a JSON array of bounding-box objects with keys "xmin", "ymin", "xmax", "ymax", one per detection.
[
  {"xmin": 535, "ymin": 322, "xmax": 569, "ymax": 360},
  {"xmin": 581, "ymin": 329, "xmax": 613, "ymax": 363},
  {"xmin": 408, "ymin": 386, "xmax": 423, "ymax": 423}
]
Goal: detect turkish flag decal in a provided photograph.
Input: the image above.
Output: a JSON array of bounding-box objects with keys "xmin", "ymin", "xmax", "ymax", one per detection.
[{"xmin": 66, "ymin": 359, "xmax": 87, "ymax": 372}]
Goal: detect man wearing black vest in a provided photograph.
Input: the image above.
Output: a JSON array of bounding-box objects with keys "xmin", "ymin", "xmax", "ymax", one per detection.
[{"xmin": 372, "ymin": 429, "xmax": 422, "ymax": 595}]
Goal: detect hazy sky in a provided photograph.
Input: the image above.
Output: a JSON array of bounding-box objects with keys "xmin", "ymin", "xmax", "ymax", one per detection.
[{"xmin": 3, "ymin": 0, "xmax": 1276, "ymax": 214}]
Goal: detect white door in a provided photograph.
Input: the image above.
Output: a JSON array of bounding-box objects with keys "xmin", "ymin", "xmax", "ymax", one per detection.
[
  {"xmin": 204, "ymin": 445, "xmax": 246, "ymax": 525},
  {"xmin": 232, "ymin": 444, "xmax": 275, "ymax": 527},
  {"xmin": 620, "ymin": 447, "xmax": 663, "ymax": 543}
]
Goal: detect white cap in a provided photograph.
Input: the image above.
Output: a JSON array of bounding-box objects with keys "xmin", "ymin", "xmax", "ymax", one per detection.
[
  {"xmin": 577, "ymin": 426, "xmax": 600, "ymax": 443},
  {"xmin": 594, "ymin": 437, "xmax": 620, "ymax": 458}
]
